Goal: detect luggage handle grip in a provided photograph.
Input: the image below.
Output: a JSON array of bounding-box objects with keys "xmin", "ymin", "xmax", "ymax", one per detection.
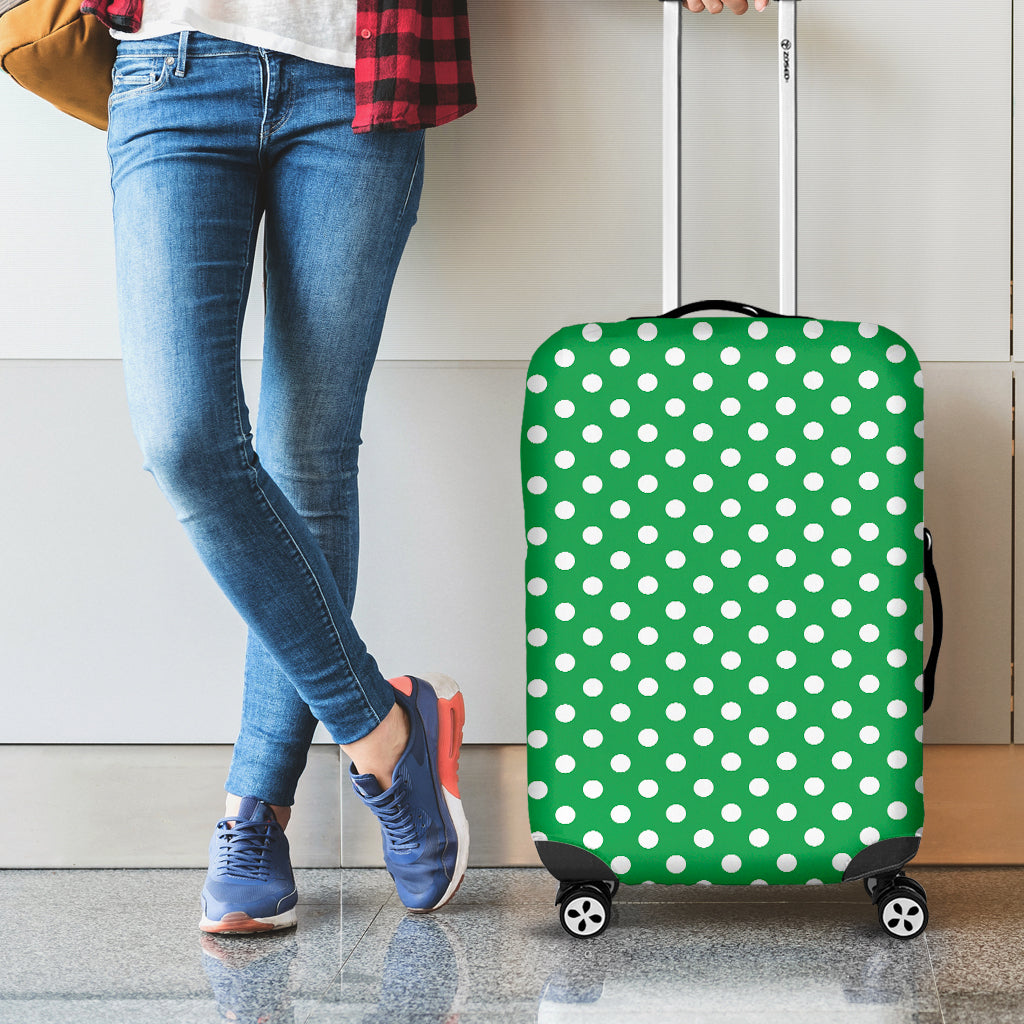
[
  {"xmin": 923, "ymin": 527, "xmax": 942, "ymax": 714},
  {"xmin": 630, "ymin": 300, "xmax": 792, "ymax": 320}
]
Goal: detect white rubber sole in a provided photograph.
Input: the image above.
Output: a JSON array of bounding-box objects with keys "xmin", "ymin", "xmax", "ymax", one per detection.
[{"xmin": 199, "ymin": 906, "xmax": 298, "ymax": 934}]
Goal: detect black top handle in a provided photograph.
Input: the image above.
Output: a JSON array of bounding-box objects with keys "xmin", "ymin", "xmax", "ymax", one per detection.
[{"xmin": 629, "ymin": 300, "xmax": 792, "ymax": 320}]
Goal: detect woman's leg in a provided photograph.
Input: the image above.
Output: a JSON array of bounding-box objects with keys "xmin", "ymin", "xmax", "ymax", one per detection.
[
  {"xmin": 226, "ymin": 75, "xmax": 425, "ymax": 808},
  {"xmin": 108, "ymin": 33, "xmax": 401, "ymax": 778}
]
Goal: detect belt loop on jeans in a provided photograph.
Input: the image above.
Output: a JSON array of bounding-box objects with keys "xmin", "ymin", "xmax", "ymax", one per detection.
[{"xmin": 174, "ymin": 30, "xmax": 189, "ymax": 77}]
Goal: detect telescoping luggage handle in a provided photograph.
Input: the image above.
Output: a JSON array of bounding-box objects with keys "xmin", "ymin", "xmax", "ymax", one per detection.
[{"xmin": 661, "ymin": 0, "xmax": 800, "ymax": 317}]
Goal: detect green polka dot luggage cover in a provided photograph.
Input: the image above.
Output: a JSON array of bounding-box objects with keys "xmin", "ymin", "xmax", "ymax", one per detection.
[{"xmin": 521, "ymin": 314, "xmax": 925, "ymax": 887}]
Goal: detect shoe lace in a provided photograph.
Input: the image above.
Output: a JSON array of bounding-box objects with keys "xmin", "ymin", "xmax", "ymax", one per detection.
[
  {"xmin": 373, "ymin": 782, "xmax": 421, "ymax": 854},
  {"xmin": 215, "ymin": 818, "xmax": 275, "ymax": 880}
]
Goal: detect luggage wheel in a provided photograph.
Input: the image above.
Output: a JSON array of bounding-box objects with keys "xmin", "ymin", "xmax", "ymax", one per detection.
[
  {"xmin": 555, "ymin": 880, "xmax": 614, "ymax": 938},
  {"xmin": 864, "ymin": 872, "xmax": 929, "ymax": 939}
]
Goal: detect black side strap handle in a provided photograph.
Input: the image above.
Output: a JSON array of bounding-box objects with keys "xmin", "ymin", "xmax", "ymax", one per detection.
[
  {"xmin": 629, "ymin": 300, "xmax": 791, "ymax": 320},
  {"xmin": 923, "ymin": 527, "xmax": 942, "ymax": 714}
]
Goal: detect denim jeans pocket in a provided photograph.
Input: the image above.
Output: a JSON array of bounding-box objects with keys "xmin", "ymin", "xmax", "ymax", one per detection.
[{"xmin": 109, "ymin": 55, "xmax": 173, "ymax": 105}]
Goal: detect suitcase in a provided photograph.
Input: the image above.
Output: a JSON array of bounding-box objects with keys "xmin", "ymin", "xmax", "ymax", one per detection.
[{"xmin": 521, "ymin": 1, "xmax": 942, "ymax": 940}]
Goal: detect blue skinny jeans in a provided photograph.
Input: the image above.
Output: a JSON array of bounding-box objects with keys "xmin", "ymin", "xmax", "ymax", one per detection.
[{"xmin": 106, "ymin": 30, "xmax": 424, "ymax": 805}]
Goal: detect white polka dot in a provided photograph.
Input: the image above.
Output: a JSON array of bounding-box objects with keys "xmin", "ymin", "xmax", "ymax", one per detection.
[
  {"xmin": 776, "ymin": 550, "xmax": 797, "ymax": 568},
  {"xmin": 860, "ymin": 573, "xmax": 880, "ymax": 591},
  {"xmin": 721, "ymin": 499, "xmax": 742, "ymax": 518},
  {"xmin": 777, "ymin": 801, "xmax": 797, "ymax": 820},
  {"xmin": 665, "ymin": 347, "xmax": 685, "ymax": 366},
  {"xmin": 694, "ymin": 372, "xmax": 714, "ymax": 391},
  {"xmin": 831, "ymin": 396, "xmax": 852, "ymax": 415},
  {"xmin": 611, "ymin": 804, "xmax": 631, "ymax": 823},
  {"xmin": 694, "ymin": 474, "xmax": 714, "ymax": 492},
  {"xmin": 887, "ymin": 395, "xmax": 907, "ymax": 414},
  {"xmin": 748, "ymin": 372, "xmax": 769, "ymax": 391},
  {"xmin": 637, "ymin": 372, "xmax": 658, "ymax": 392},
  {"xmin": 555, "ymin": 755, "xmax": 575, "ymax": 773},
  {"xmin": 804, "ymin": 371, "xmax": 824, "ymax": 390},
  {"xmin": 610, "ymin": 855, "xmax": 631, "ymax": 873},
  {"xmin": 638, "ymin": 423, "xmax": 658, "ymax": 443},
  {"xmin": 776, "ymin": 346, "xmax": 796, "ymax": 364},
  {"xmin": 610, "ymin": 754, "xmax": 631, "ymax": 772},
  {"xmin": 555, "ymin": 805, "xmax": 576, "ymax": 824},
  {"xmin": 583, "ymin": 779, "xmax": 603, "ymax": 798},
  {"xmin": 860, "ymin": 727, "xmax": 880, "ymax": 745},
  {"xmin": 638, "ymin": 728, "xmax": 659, "ymax": 747},
  {"xmin": 776, "ymin": 397, "xmax": 797, "ymax": 416},
  {"xmin": 777, "ymin": 854, "xmax": 798, "ymax": 873},
  {"xmin": 527, "ymin": 628, "xmax": 547, "ymax": 647},
  {"xmin": 831, "ymin": 447, "xmax": 851, "ymax": 466},
  {"xmin": 749, "ymin": 829, "xmax": 770, "ymax": 847},
  {"xmin": 666, "ymin": 804, "xmax": 686, "ymax": 822},
  {"xmin": 666, "ymin": 855, "xmax": 686, "ymax": 873},
  {"xmin": 860, "ymin": 370, "xmax": 879, "ymax": 389},
  {"xmin": 721, "ymin": 651, "xmax": 742, "ymax": 670},
  {"xmin": 859, "ymin": 522, "xmax": 880, "ymax": 542},
  {"xmin": 583, "ymin": 728, "xmax": 603, "ymax": 747},
  {"xmin": 749, "ymin": 422, "xmax": 769, "ymax": 441},
  {"xmin": 776, "ymin": 600, "xmax": 796, "ymax": 618},
  {"xmin": 694, "ymin": 728, "xmax": 715, "ymax": 746},
  {"xmin": 636, "ymin": 322, "xmax": 658, "ymax": 342},
  {"xmin": 804, "ymin": 421, "xmax": 824, "ymax": 440},
  {"xmin": 887, "ymin": 446, "xmax": 907, "ymax": 465},
  {"xmin": 776, "ymin": 447, "xmax": 797, "ymax": 466},
  {"xmin": 666, "ymin": 753, "xmax": 686, "ymax": 772},
  {"xmin": 638, "ymin": 677, "xmax": 658, "ymax": 696},
  {"xmin": 804, "ymin": 472, "xmax": 824, "ymax": 491},
  {"xmin": 722, "ymin": 854, "xmax": 743, "ymax": 873},
  {"xmin": 749, "ymin": 575, "xmax": 770, "ymax": 593},
  {"xmin": 721, "ymin": 397, "xmax": 742, "ymax": 417},
  {"xmin": 777, "ymin": 498, "xmax": 797, "ymax": 517},
  {"xmin": 528, "ymin": 781, "xmax": 548, "ymax": 799},
  {"xmin": 638, "ymin": 829, "xmax": 659, "ymax": 849},
  {"xmin": 583, "ymin": 830, "xmax": 603, "ymax": 849},
  {"xmin": 888, "ymin": 599, "xmax": 907, "ymax": 617},
  {"xmin": 721, "ymin": 346, "xmax": 741, "ymax": 365},
  {"xmin": 805, "ymin": 828, "xmax": 825, "ymax": 847},
  {"xmin": 804, "ymin": 574, "xmax": 824, "ymax": 593},
  {"xmin": 694, "ymin": 575, "xmax": 715, "ymax": 594},
  {"xmin": 749, "ymin": 727, "xmax": 770, "ymax": 746},
  {"xmin": 888, "ymin": 801, "xmax": 908, "ymax": 820},
  {"xmin": 693, "ymin": 525, "xmax": 714, "ymax": 544},
  {"xmin": 694, "ymin": 829, "xmax": 715, "ymax": 848}
]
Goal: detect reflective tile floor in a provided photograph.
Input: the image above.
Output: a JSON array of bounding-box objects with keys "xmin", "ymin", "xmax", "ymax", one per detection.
[{"xmin": 0, "ymin": 867, "xmax": 1021, "ymax": 1023}]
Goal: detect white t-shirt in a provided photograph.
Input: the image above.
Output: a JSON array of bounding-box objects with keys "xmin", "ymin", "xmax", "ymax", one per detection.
[{"xmin": 109, "ymin": 1, "xmax": 357, "ymax": 69}]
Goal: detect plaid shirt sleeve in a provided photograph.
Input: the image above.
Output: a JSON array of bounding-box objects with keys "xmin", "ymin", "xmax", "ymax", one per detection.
[
  {"xmin": 79, "ymin": 0, "xmax": 143, "ymax": 32},
  {"xmin": 353, "ymin": 0, "xmax": 477, "ymax": 134},
  {"xmin": 79, "ymin": 0, "xmax": 476, "ymax": 134}
]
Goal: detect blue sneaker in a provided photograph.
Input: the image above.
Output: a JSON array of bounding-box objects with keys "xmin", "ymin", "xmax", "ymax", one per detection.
[
  {"xmin": 350, "ymin": 673, "xmax": 469, "ymax": 912},
  {"xmin": 199, "ymin": 796, "xmax": 298, "ymax": 934}
]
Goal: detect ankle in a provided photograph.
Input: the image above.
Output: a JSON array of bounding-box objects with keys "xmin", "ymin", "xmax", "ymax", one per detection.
[{"xmin": 342, "ymin": 701, "xmax": 411, "ymax": 791}]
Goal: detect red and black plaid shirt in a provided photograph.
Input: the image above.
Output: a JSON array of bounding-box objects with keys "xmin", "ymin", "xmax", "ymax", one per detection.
[{"xmin": 79, "ymin": 0, "xmax": 476, "ymax": 133}]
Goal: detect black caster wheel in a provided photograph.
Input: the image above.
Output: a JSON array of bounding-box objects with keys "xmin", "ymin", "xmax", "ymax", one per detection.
[
  {"xmin": 877, "ymin": 886, "xmax": 929, "ymax": 939},
  {"xmin": 863, "ymin": 877, "xmax": 879, "ymax": 899},
  {"xmin": 599, "ymin": 878, "xmax": 620, "ymax": 900},
  {"xmin": 558, "ymin": 884, "xmax": 611, "ymax": 938}
]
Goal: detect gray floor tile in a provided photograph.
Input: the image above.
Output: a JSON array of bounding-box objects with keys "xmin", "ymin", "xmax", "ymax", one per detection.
[{"xmin": 0, "ymin": 865, "xmax": 1019, "ymax": 1024}]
